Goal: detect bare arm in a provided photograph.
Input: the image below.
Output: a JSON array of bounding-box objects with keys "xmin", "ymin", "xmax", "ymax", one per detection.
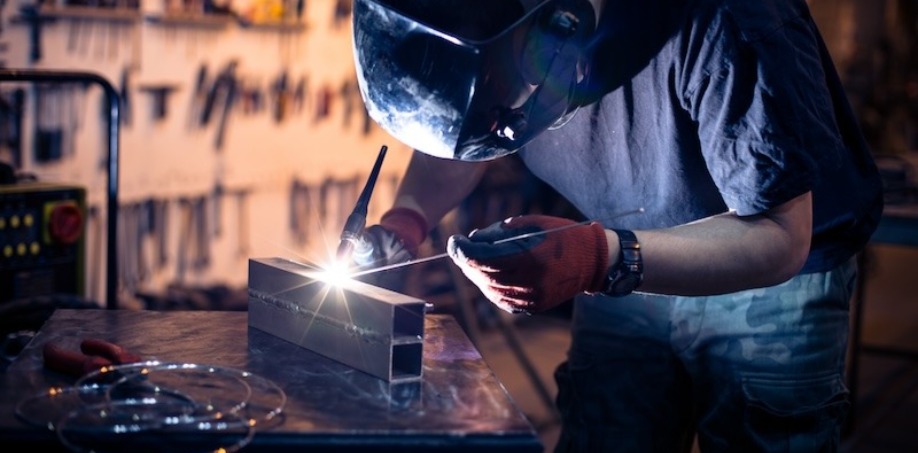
[
  {"xmin": 392, "ymin": 151, "xmax": 489, "ymax": 230},
  {"xmin": 609, "ymin": 191, "xmax": 813, "ymax": 296}
]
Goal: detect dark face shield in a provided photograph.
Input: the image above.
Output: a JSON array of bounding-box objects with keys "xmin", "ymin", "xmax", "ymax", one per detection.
[{"xmin": 352, "ymin": 0, "xmax": 595, "ymax": 161}]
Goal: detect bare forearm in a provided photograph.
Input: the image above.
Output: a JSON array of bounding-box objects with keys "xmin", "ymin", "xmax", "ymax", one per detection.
[
  {"xmin": 392, "ymin": 151, "xmax": 488, "ymax": 230},
  {"xmin": 608, "ymin": 192, "xmax": 813, "ymax": 296}
]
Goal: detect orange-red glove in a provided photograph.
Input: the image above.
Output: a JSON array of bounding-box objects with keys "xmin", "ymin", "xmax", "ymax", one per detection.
[
  {"xmin": 354, "ymin": 207, "xmax": 428, "ymax": 268},
  {"xmin": 447, "ymin": 215, "xmax": 609, "ymax": 314},
  {"xmin": 352, "ymin": 207, "xmax": 428, "ymax": 292}
]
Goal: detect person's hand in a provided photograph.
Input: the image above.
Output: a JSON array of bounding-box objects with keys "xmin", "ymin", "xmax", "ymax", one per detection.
[
  {"xmin": 352, "ymin": 207, "xmax": 428, "ymax": 291},
  {"xmin": 447, "ymin": 215, "xmax": 609, "ymax": 314},
  {"xmin": 354, "ymin": 224, "xmax": 414, "ymax": 268},
  {"xmin": 354, "ymin": 207, "xmax": 428, "ymax": 267}
]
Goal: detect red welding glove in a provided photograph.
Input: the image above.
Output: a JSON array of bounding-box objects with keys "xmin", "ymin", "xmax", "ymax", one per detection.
[
  {"xmin": 353, "ymin": 207, "xmax": 428, "ymax": 292},
  {"xmin": 354, "ymin": 207, "xmax": 428, "ymax": 268},
  {"xmin": 447, "ymin": 215, "xmax": 609, "ymax": 314}
]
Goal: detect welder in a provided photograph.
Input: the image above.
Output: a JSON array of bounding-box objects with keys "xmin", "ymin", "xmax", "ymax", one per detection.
[{"xmin": 349, "ymin": 0, "xmax": 883, "ymax": 451}]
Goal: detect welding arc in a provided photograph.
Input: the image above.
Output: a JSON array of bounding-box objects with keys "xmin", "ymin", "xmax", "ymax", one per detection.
[{"xmin": 349, "ymin": 207, "xmax": 644, "ymax": 279}]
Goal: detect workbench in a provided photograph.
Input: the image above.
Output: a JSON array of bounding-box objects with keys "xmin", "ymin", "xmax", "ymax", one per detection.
[{"xmin": 0, "ymin": 309, "xmax": 542, "ymax": 452}]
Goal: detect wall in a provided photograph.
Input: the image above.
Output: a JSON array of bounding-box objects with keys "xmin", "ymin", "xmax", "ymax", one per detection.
[
  {"xmin": 0, "ymin": 0, "xmax": 414, "ymax": 308},
  {"xmin": 808, "ymin": 0, "xmax": 918, "ymax": 154}
]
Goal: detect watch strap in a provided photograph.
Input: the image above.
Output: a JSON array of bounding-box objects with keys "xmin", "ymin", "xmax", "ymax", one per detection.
[{"xmin": 604, "ymin": 229, "xmax": 643, "ymax": 297}]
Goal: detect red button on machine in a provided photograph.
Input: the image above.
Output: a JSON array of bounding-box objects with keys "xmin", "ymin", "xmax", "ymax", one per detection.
[{"xmin": 48, "ymin": 203, "xmax": 84, "ymax": 245}]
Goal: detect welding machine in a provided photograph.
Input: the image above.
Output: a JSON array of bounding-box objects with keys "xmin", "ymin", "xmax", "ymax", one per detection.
[{"xmin": 0, "ymin": 181, "xmax": 86, "ymax": 304}]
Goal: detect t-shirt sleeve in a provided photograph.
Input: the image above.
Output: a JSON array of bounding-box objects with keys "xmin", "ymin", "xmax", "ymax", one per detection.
[{"xmin": 681, "ymin": 4, "xmax": 845, "ymax": 216}]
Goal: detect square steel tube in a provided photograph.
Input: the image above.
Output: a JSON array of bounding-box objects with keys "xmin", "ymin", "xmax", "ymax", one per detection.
[{"xmin": 247, "ymin": 257, "xmax": 426, "ymax": 383}]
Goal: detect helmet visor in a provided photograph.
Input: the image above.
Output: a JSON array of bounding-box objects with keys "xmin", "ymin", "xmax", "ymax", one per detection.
[{"xmin": 353, "ymin": 0, "xmax": 592, "ymax": 161}]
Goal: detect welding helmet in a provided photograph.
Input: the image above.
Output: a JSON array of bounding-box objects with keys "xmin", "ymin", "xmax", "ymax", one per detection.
[{"xmin": 352, "ymin": 0, "xmax": 597, "ymax": 161}]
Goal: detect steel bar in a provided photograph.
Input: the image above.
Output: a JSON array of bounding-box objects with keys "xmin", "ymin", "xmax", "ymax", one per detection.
[{"xmin": 248, "ymin": 257, "xmax": 426, "ymax": 383}]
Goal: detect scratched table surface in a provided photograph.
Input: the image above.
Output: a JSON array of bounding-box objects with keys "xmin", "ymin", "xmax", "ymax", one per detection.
[{"xmin": 0, "ymin": 309, "xmax": 542, "ymax": 452}]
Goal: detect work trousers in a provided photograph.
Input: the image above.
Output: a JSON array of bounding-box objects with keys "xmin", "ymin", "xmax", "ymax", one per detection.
[{"xmin": 554, "ymin": 258, "xmax": 856, "ymax": 452}]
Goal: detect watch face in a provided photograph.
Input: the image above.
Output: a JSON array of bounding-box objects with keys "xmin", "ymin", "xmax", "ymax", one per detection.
[{"xmin": 609, "ymin": 273, "xmax": 641, "ymax": 296}]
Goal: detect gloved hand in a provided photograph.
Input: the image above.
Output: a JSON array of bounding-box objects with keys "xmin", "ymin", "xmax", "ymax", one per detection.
[
  {"xmin": 354, "ymin": 225, "xmax": 414, "ymax": 268},
  {"xmin": 447, "ymin": 215, "xmax": 609, "ymax": 314},
  {"xmin": 352, "ymin": 207, "xmax": 428, "ymax": 292},
  {"xmin": 354, "ymin": 207, "xmax": 428, "ymax": 268}
]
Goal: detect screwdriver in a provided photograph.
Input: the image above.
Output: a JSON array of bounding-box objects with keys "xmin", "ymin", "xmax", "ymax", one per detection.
[{"xmin": 336, "ymin": 145, "xmax": 388, "ymax": 262}]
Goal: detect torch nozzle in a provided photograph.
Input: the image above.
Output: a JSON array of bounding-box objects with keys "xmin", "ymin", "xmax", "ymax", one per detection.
[
  {"xmin": 336, "ymin": 237, "xmax": 357, "ymax": 262},
  {"xmin": 336, "ymin": 144, "xmax": 388, "ymax": 263}
]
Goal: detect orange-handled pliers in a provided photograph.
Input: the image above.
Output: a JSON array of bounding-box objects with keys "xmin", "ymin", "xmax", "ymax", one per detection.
[{"xmin": 42, "ymin": 338, "xmax": 143, "ymax": 377}]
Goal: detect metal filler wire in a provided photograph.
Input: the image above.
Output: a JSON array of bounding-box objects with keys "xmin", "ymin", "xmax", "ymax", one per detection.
[{"xmin": 348, "ymin": 207, "xmax": 645, "ymax": 279}]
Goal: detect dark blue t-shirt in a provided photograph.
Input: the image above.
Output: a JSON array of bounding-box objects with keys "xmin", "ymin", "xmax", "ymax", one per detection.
[{"xmin": 518, "ymin": 0, "xmax": 882, "ymax": 273}]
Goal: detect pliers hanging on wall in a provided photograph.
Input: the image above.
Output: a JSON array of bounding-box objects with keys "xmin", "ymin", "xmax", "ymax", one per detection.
[{"xmin": 42, "ymin": 338, "xmax": 143, "ymax": 378}]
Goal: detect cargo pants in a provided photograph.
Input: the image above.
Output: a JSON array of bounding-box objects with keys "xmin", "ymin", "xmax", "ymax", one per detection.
[{"xmin": 554, "ymin": 258, "xmax": 856, "ymax": 452}]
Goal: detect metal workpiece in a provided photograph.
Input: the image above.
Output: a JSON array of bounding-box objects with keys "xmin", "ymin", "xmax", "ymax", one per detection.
[{"xmin": 247, "ymin": 257, "xmax": 426, "ymax": 383}]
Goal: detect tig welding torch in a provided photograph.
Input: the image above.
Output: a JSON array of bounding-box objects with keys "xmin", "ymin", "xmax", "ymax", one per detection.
[{"xmin": 336, "ymin": 145, "xmax": 388, "ymax": 262}]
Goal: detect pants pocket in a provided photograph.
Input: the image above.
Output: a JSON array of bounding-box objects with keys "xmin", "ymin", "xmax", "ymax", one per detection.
[{"xmin": 742, "ymin": 372, "xmax": 849, "ymax": 452}]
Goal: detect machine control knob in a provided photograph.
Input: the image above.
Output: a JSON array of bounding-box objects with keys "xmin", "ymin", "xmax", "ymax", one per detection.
[{"xmin": 48, "ymin": 203, "xmax": 84, "ymax": 245}]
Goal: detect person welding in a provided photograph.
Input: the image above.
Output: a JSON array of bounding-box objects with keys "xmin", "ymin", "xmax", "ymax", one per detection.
[{"xmin": 348, "ymin": 0, "xmax": 883, "ymax": 451}]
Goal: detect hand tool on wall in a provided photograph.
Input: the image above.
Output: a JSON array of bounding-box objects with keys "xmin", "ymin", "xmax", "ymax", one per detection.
[
  {"xmin": 119, "ymin": 68, "xmax": 132, "ymax": 126},
  {"xmin": 295, "ymin": 0, "xmax": 305, "ymax": 20},
  {"xmin": 313, "ymin": 84, "xmax": 332, "ymax": 123},
  {"xmin": 135, "ymin": 201, "xmax": 151, "ymax": 285},
  {"xmin": 336, "ymin": 145, "xmax": 388, "ymax": 262},
  {"xmin": 153, "ymin": 198, "xmax": 169, "ymax": 269},
  {"xmin": 193, "ymin": 195, "xmax": 210, "ymax": 270},
  {"xmin": 15, "ymin": 5, "xmax": 55, "ymax": 63},
  {"xmin": 139, "ymin": 84, "xmax": 180, "ymax": 122},
  {"xmin": 270, "ymin": 69, "xmax": 289, "ymax": 124},
  {"xmin": 212, "ymin": 179, "xmax": 224, "ymax": 238},
  {"xmin": 86, "ymin": 204, "xmax": 102, "ymax": 302},
  {"xmin": 43, "ymin": 338, "xmax": 142, "ymax": 377},
  {"xmin": 118, "ymin": 201, "xmax": 143, "ymax": 295},
  {"xmin": 289, "ymin": 179, "xmax": 312, "ymax": 247},
  {"xmin": 175, "ymin": 197, "xmax": 192, "ymax": 283},
  {"xmin": 238, "ymin": 78, "xmax": 263, "ymax": 115},
  {"xmin": 199, "ymin": 60, "xmax": 236, "ymax": 127},
  {"xmin": 332, "ymin": 0, "xmax": 351, "ymax": 28},
  {"xmin": 172, "ymin": 195, "xmax": 213, "ymax": 279},
  {"xmin": 292, "ymin": 75, "xmax": 306, "ymax": 115},
  {"xmin": 234, "ymin": 189, "xmax": 250, "ymax": 258},
  {"xmin": 210, "ymin": 63, "xmax": 238, "ymax": 151},
  {"xmin": 339, "ymin": 78, "xmax": 355, "ymax": 127},
  {"xmin": 362, "ymin": 102, "xmax": 373, "ymax": 135},
  {"xmin": 188, "ymin": 63, "xmax": 209, "ymax": 128}
]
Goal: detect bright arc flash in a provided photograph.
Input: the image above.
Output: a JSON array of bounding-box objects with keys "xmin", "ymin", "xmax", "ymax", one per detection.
[{"xmin": 316, "ymin": 261, "xmax": 356, "ymax": 287}]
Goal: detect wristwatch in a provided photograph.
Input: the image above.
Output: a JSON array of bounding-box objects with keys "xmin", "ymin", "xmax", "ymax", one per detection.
[{"xmin": 604, "ymin": 229, "xmax": 643, "ymax": 297}]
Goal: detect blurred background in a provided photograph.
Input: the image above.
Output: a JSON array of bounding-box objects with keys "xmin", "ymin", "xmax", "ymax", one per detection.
[{"xmin": 0, "ymin": 0, "xmax": 916, "ymax": 452}]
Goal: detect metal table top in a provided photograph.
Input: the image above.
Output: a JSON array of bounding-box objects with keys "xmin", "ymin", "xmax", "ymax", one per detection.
[{"xmin": 0, "ymin": 309, "xmax": 542, "ymax": 452}]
